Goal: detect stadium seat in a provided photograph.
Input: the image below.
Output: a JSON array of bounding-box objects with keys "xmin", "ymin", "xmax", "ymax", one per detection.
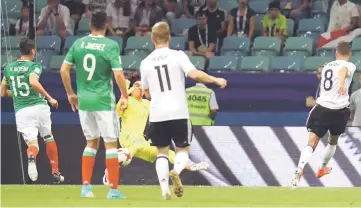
[
  {"xmin": 1, "ymin": 1, "xmax": 21, "ymax": 21},
  {"xmin": 303, "ymin": 56, "xmax": 333, "ymax": 72},
  {"xmin": 297, "ymin": 18, "xmax": 325, "ymax": 42},
  {"xmin": 108, "ymin": 36, "xmax": 123, "ymax": 50},
  {"xmin": 49, "ymin": 55, "xmax": 66, "ymax": 71},
  {"xmin": 1, "ymin": 54, "xmax": 15, "ymax": 69},
  {"xmin": 270, "ymin": 56, "xmax": 302, "ymax": 72},
  {"xmin": 316, "ymin": 47, "xmax": 336, "ymax": 57},
  {"xmin": 35, "ymin": 0, "xmax": 48, "ymax": 13},
  {"xmin": 249, "ymin": 1, "xmax": 268, "ymax": 14},
  {"xmin": 252, "ymin": 37, "xmax": 281, "ymax": 56},
  {"xmin": 170, "ymin": 19, "xmax": 196, "ymax": 36},
  {"xmin": 208, "ymin": 56, "xmax": 239, "ymax": 72},
  {"xmin": 254, "ymin": 15, "xmax": 264, "ymax": 37},
  {"xmin": 35, "ymin": 55, "xmax": 51, "ymax": 70},
  {"xmin": 352, "ymin": 70, "xmax": 361, "ymax": 92},
  {"xmin": 1, "ymin": 36, "xmax": 22, "ymax": 52},
  {"xmin": 350, "ymin": 56, "xmax": 361, "ymax": 71},
  {"xmin": 121, "ymin": 55, "xmax": 142, "ymax": 71},
  {"xmin": 240, "ymin": 56, "xmax": 270, "ymax": 72},
  {"xmin": 36, "ymin": 36, "xmax": 62, "ymax": 55},
  {"xmin": 219, "ymin": 0, "xmax": 238, "ymax": 12},
  {"xmin": 189, "ymin": 56, "xmax": 206, "ymax": 71},
  {"xmin": 77, "ymin": 18, "xmax": 91, "ymax": 36},
  {"xmin": 125, "ymin": 37, "xmax": 153, "ymax": 59},
  {"xmin": 64, "ymin": 36, "xmax": 79, "ymax": 53},
  {"xmin": 286, "ymin": 19, "xmax": 294, "ymax": 37},
  {"xmin": 351, "ymin": 37, "xmax": 361, "ymax": 56},
  {"xmin": 284, "ymin": 37, "xmax": 313, "ymax": 58},
  {"xmin": 221, "ymin": 36, "xmax": 250, "ymax": 57},
  {"xmin": 170, "ymin": 36, "xmax": 187, "ymax": 50}
]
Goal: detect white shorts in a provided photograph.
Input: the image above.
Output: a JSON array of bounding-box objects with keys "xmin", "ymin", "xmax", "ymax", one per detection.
[
  {"xmin": 79, "ymin": 110, "xmax": 120, "ymax": 142},
  {"xmin": 15, "ymin": 104, "xmax": 52, "ymax": 144}
]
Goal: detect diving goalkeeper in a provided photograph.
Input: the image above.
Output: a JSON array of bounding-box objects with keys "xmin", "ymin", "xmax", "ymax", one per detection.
[{"xmin": 103, "ymin": 72, "xmax": 209, "ymax": 185}]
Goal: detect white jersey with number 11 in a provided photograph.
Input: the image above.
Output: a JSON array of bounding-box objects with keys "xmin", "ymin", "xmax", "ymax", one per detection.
[
  {"xmin": 316, "ymin": 60, "xmax": 356, "ymax": 109},
  {"xmin": 140, "ymin": 48, "xmax": 195, "ymax": 122}
]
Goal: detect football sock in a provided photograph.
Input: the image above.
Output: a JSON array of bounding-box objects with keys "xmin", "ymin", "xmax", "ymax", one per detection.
[
  {"xmin": 297, "ymin": 145, "xmax": 314, "ymax": 169},
  {"xmin": 27, "ymin": 144, "xmax": 39, "ymax": 159},
  {"xmin": 174, "ymin": 151, "xmax": 189, "ymax": 175},
  {"xmin": 44, "ymin": 137, "xmax": 59, "ymax": 174},
  {"xmin": 105, "ymin": 148, "xmax": 119, "ymax": 189},
  {"xmin": 156, "ymin": 154, "xmax": 170, "ymax": 196},
  {"xmin": 321, "ymin": 144, "xmax": 336, "ymax": 168},
  {"xmin": 82, "ymin": 147, "xmax": 97, "ymax": 185},
  {"xmin": 168, "ymin": 150, "xmax": 176, "ymax": 164}
]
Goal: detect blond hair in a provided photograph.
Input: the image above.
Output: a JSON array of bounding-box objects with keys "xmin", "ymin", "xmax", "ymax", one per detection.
[{"xmin": 151, "ymin": 22, "xmax": 170, "ymax": 44}]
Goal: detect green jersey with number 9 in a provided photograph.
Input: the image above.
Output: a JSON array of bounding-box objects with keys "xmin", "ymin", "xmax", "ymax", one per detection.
[
  {"xmin": 64, "ymin": 35, "xmax": 123, "ymax": 111},
  {"xmin": 3, "ymin": 60, "xmax": 47, "ymax": 112}
]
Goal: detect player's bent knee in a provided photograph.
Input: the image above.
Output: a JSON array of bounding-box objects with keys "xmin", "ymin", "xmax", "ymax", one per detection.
[
  {"xmin": 103, "ymin": 139, "xmax": 118, "ymax": 149},
  {"xmin": 86, "ymin": 138, "xmax": 100, "ymax": 149}
]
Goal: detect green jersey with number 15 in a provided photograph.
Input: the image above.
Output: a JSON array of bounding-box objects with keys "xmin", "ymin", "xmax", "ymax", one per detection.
[
  {"xmin": 3, "ymin": 60, "xmax": 47, "ymax": 112},
  {"xmin": 64, "ymin": 35, "xmax": 123, "ymax": 111}
]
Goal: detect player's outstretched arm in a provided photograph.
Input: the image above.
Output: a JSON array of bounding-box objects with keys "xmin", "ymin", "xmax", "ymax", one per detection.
[
  {"xmin": 338, "ymin": 67, "xmax": 349, "ymax": 95},
  {"xmin": 29, "ymin": 74, "xmax": 58, "ymax": 108},
  {"xmin": 60, "ymin": 62, "xmax": 78, "ymax": 111},
  {"xmin": 113, "ymin": 70, "xmax": 128, "ymax": 100},
  {"xmin": 187, "ymin": 70, "xmax": 227, "ymax": 88}
]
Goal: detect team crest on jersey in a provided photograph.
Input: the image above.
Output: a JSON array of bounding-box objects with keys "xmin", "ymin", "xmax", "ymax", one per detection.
[{"xmin": 34, "ymin": 67, "xmax": 41, "ymax": 74}]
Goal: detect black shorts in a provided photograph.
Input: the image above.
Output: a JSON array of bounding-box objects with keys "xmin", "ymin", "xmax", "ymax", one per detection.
[
  {"xmin": 306, "ymin": 105, "xmax": 350, "ymax": 138},
  {"xmin": 148, "ymin": 119, "xmax": 192, "ymax": 148}
]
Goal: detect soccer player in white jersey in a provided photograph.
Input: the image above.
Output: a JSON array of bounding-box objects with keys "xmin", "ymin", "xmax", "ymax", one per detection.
[
  {"xmin": 139, "ymin": 22, "xmax": 227, "ymax": 199},
  {"xmin": 291, "ymin": 42, "xmax": 356, "ymax": 188}
]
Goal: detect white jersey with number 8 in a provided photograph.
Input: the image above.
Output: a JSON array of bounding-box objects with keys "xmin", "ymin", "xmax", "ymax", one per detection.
[
  {"xmin": 316, "ymin": 60, "xmax": 356, "ymax": 109},
  {"xmin": 140, "ymin": 48, "xmax": 195, "ymax": 122}
]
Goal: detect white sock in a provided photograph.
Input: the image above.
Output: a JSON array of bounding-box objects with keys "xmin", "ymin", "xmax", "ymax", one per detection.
[
  {"xmin": 156, "ymin": 154, "xmax": 170, "ymax": 196},
  {"xmin": 297, "ymin": 145, "xmax": 314, "ymax": 169},
  {"xmin": 321, "ymin": 144, "xmax": 336, "ymax": 168},
  {"xmin": 174, "ymin": 151, "xmax": 189, "ymax": 175}
]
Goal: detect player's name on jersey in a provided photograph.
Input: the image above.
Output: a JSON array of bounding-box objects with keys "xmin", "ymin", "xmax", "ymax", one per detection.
[
  {"xmin": 9, "ymin": 66, "xmax": 29, "ymax": 72},
  {"xmin": 81, "ymin": 42, "xmax": 106, "ymax": 51}
]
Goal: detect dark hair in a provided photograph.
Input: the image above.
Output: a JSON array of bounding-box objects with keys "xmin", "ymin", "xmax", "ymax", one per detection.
[
  {"xmin": 91, "ymin": 10, "xmax": 107, "ymax": 30},
  {"xmin": 336, "ymin": 42, "xmax": 352, "ymax": 56},
  {"xmin": 195, "ymin": 10, "xmax": 206, "ymax": 18},
  {"xmin": 19, "ymin": 6, "xmax": 30, "ymax": 35},
  {"xmin": 19, "ymin": 37, "xmax": 36, "ymax": 55},
  {"xmin": 268, "ymin": 1, "xmax": 280, "ymax": 10},
  {"xmin": 127, "ymin": 72, "xmax": 141, "ymax": 88}
]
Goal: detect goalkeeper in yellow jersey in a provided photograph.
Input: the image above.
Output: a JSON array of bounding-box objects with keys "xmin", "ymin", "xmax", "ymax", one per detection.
[{"xmin": 103, "ymin": 73, "xmax": 209, "ymax": 185}]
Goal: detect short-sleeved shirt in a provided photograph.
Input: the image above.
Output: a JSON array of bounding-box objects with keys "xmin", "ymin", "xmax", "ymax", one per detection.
[
  {"xmin": 188, "ymin": 25, "xmax": 217, "ymax": 49},
  {"xmin": 316, "ymin": 60, "xmax": 356, "ymax": 109},
  {"xmin": 140, "ymin": 48, "xmax": 195, "ymax": 122},
  {"xmin": 350, "ymin": 89, "xmax": 361, "ymax": 126},
  {"xmin": 106, "ymin": 4, "xmax": 132, "ymax": 28},
  {"xmin": 64, "ymin": 34, "xmax": 123, "ymax": 111},
  {"xmin": 201, "ymin": 7, "xmax": 226, "ymax": 34},
  {"xmin": 38, "ymin": 4, "xmax": 71, "ymax": 34},
  {"xmin": 15, "ymin": 19, "xmax": 35, "ymax": 37},
  {"xmin": 3, "ymin": 60, "xmax": 46, "ymax": 112},
  {"xmin": 82, "ymin": 0, "xmax": 112, "ymax": 11},
  {"xmin": 263, "ymin": 14, "xmax": 288, "ymax": 36},
  {"xmin": 328, "ymin": 0, "xmax": 359, "ymax": 32},
  {"xmin": 229, "ymin": 7, "xmax": 256, "ymax": 35},
  {"xmin": 195, "ymin": 83, "xmax": 219, "ymax": 110}
]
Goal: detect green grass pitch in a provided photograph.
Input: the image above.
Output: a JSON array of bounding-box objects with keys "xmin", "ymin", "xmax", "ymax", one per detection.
[{"xmin": 1, "ymin": 185, "xmax": 360, "ymax": 207}]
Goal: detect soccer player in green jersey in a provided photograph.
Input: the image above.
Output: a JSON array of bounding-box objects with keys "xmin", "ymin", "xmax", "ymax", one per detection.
[
  {"xmin": 1, "ymin": 37, "xmax": 64, "ymax": 183},
  {"xmin": 60, "ymin": 11, "xmax": 128, "ymax": 199}
]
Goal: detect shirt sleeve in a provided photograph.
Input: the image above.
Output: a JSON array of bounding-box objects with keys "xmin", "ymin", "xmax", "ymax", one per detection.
[
  {"xmin": 178, "ymin": 51, "xmax": 195, "ymax": 76},
  {"xmin": 29, "ymin": 63, "xmax": 43, "ymax": 78},
  {"xmin": 279, "ymin": 16, "xmax": 287, "ymax": 30},
  {"xmin": 345, "ymin": 62, "xmax": 357, "ymax": 76},
  {"xmin": 62, "ymin": 6, "xmax": 71, "ymax": 29},
  {"xmin": 209, "ymin": 90, "xmax": 219, "ymax": 110},
  {"xmin": 109, "ymin": 42, "xmax": 123, "ymax": 70},
  {"xmin": 64, "ymin": 44, "xmax": 75, "ymax": 65},
  {"xmin": 188, "ymin": 26, "xmax": 196, "ymax": 42},
  {"xmin": 350, "ymin": 92, "xmax": 356, "ymax": 111},
  {"xmin": 351, "ymin": 4, "xmax": 359, "ymax": 17},
  {"xmin": 263, "ymin": 15, "xmax": 268, "ymax": 27},
  {"xmin": 15, "ymin": 19, "xmax": 20, "ymax": 30},
  {"xmin": 106, "ymin": 4, "xmax": 112, "ymax": 16},
  {"xmin": 38, "ymin": 7, "xmax": 47, "ymax": 26},
  {"xmin": 140, "ymin": 61, "xmax": 149, "ymax": 90}
]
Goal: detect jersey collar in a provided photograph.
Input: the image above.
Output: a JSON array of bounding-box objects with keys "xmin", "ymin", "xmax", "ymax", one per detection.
[{"xmin": 88, "ymin": 34, "xmax": 105, "ymax": 38}]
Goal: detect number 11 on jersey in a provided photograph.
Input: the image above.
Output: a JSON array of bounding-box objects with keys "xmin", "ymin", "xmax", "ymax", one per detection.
[{"xmin": 155, "ymin": 65, "xmax": 172, "ymax": 92}]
